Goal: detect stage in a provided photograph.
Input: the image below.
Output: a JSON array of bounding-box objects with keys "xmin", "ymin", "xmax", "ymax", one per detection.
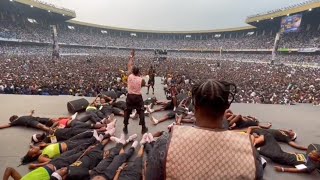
[{"xmin": 0, "ymin": 78, "xmax": 319, "ymax": 179}]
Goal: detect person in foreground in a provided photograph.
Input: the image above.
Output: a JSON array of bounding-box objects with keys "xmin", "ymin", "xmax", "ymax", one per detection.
[{"xmin": 146, "ymin": 79, "xmax": 264, "ymax": 180}]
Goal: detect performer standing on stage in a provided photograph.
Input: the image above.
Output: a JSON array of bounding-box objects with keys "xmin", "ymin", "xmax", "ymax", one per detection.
[
  {"xmin": 147, "ymin": 65, "xmax": 156, "ymax": 95},
  {"xmin": 123, "ymin": 50, "xmax": 148, "ymax": 134}
]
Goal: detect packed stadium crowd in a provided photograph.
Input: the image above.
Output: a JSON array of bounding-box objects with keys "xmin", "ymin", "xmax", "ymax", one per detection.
[{"xmin": 0, "ymin": 53, "xmax": 319, "ymax": 105}]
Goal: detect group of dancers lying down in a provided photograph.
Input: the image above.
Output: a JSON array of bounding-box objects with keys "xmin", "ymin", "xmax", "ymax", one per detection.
[{"xmin": 1, "ymin": 80, "xmax": 319, "ymax": 180}]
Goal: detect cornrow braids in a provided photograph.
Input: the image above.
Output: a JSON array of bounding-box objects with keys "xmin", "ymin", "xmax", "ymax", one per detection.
[{"xmin": 192, "ymin": 79, "xmax": 237, "ymax": 118}]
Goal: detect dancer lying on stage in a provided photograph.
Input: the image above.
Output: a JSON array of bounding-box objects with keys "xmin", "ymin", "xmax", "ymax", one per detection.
[
  {"xmin": 248, "ymin": 126, "xmax": 307, "ymax": 150},
  {"xmin": 50, "ymin": 133, "xmax": 138, "ymax": 180},
  {"xmin": 150, "ymin": 94, "xmax": 193, "ymax": 125},
  {"xmin": 0, "ymin": 110, "xmax": 53, "ymax": 132},
  {"xmin": 252, "ymin": 132, "xmax": 320, "ymax": 174},
  {"xmin": 3, "ymin": 138, "xmax": 112, "ymax": 180},
  {"xmin": 22, "ymin": 128, "xmax": 115, "ymax": 169},
  {"xmin": 31, "ymin": 115, "xmax": 117, "ymax": 144},
  {"xmin": 225, "ymin": 110, "xmax": 272, "ymax": 130},
  {"xmin": 274, "ymin": 144, "xmax": 320, "ymax": 174}
]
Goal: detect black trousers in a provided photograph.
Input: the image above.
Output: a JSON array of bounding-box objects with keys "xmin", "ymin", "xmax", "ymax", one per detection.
[
  {"xmin": 91, "ymin": 146, "xmax": 135, "ymax": 180},
  {"xmin": 51, "ymin": 150, "xmax": 85, "ymax": 170},
  {"xmin": 80, "ymin": 111, "xmax": 103, "ymax": 124},
  {"xmin": 123, "ymin": 94, "xmax": 145, "ymax": 127},
  {"xmin": 91, "ymin": 143, "xmax": 123, "ymax": 177},
  {"xmin": 118, "ymin": 157, "xmax": 143, "ymax": 180},
  {"xmin": 65, "ymin": 131, "xmax": 97, "ymax": 150}
]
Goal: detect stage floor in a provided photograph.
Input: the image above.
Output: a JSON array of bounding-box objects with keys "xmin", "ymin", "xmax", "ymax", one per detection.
[{"xmin": 0, "ymin": 78, "xmax": 319, "ymax": 179}]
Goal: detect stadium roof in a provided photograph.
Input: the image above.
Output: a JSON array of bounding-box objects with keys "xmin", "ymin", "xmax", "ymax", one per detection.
[
  {"xmin": 67, "ymin": 1, "xmax": 319, "ymax": 34},
  {"xmin": 68, "ymin": 20, "xmax": 255, "ymax": 34},
  {"xmin": 14, "ymin": 0, "xmax": 76, "ymax": 18},
  {"xmin": 246, "ymin": 0, "xmax": 320, "ymax": 23}
]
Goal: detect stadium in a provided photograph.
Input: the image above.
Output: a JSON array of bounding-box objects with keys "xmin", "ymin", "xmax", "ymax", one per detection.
[{"xmin": 0, "ymin": 0, "xmax": 320, "ymax": 180}]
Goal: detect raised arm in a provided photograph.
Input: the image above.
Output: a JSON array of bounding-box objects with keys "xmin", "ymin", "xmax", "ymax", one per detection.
[{"xmin": 127, "ymin": 50, "xmax": 135, "ymax": 75}]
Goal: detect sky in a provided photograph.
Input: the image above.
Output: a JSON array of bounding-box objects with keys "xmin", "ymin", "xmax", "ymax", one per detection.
[{"xmin": 43, "ymin": 0, "xmax": 306, "ymax": 31}]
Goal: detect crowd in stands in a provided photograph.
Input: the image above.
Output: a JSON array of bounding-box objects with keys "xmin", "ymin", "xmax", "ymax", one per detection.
[{"xmin": 1, "ymin": 15, "xmax": 320, "ymax": 50}]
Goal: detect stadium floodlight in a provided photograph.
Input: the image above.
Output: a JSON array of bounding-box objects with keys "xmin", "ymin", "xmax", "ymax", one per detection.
[{"xmin": 309, "ymin": 8, "xmax": 312, "ymax": 11}]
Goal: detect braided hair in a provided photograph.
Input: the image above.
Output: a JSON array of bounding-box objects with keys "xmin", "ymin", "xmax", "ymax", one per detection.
[{"xmin": 192, "ymin": 79, "xmax": 237, "ymax": 119}]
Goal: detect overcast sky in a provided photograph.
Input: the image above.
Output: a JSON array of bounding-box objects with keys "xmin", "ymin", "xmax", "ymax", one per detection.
[{"xmin": 43, "ymin": 0, "xmax": 305, "ymax": 31}]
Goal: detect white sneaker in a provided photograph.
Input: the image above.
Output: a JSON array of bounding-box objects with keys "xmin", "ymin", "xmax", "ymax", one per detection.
[
  {"xmin": 147, "ymin": 105, "xmax": 154, "ymax": 113},
  {"xmin": 106, "ymin": 119, "xmax": 117, "ymax": 130},
  {"xmin": 119, "ymin": 133, "xmax": 126, "ymax": 144},
  {"xmin": 110, "ymin": 135, "xmax": 126, "ymax": 145},
  {"xmin": 140, "ymin": 133, "xmax": 149, "ymax": 145},
  {"xmin": 71, "ymin": 112, "xmax": 78, "ymax": 120},
  {"xmin": 126, "ymin": 134, "xmax": 138, "ymax": 143},
  {"xmin": 147, "ymin": 133, "xmax": 155, "ymax": 142},
  {"xmin": 131, "ymin": 140, "xmax": 138, "ymax": 149},
  {"xmin": 105, "ymin": 127, "xmax": 116, "ymax": 136},
  {"xmin": 150, "ymin": 116, "xmax": 159, "ymax": 125},
  {"xmin": 110, "ymin": 136, "xmax": 120, "ymax": 143}
]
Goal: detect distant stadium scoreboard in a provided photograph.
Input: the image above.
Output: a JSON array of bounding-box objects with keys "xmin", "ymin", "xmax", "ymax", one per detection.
[{"xmin": 280, "ymin": 14, "xmax": 302, "ymax": 33}]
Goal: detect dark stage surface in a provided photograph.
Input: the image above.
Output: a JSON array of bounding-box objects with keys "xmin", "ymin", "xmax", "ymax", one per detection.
[{"xmin": 0, "ymin": 78, "xmax": 319, "ymax": 179}]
